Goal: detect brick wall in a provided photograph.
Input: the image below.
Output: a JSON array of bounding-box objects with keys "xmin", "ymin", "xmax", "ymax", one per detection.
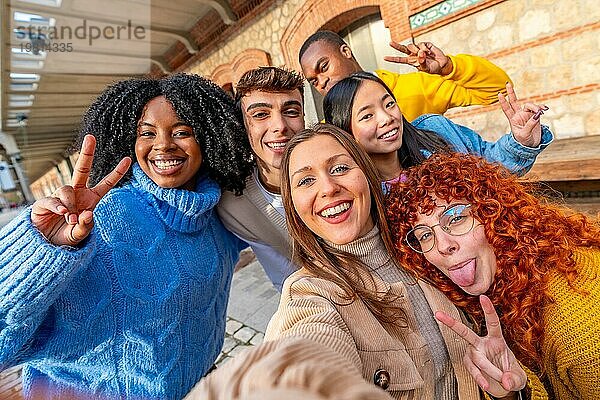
[
  {"xmin": 184, "ymin": 0, "xmax": 599, "ymax": 141},
  {"xmin": 321, "ymin": 6, "xmax": 380, "ymax": 34},
  {"xmin": 210, "ymin": 48, "xmax": 272, "ymax": 87},
  {"xmin": 420, "ymin": 0, "xmax": 600, "ymax": 140}
]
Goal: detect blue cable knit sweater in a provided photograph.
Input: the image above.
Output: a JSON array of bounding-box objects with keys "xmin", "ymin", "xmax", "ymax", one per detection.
[{"xmin": 0, "ymin": 163, "xmax": 243, "ymax": 399}]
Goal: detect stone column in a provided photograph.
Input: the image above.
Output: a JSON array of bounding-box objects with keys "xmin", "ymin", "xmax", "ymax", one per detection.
[{"xmin": 0, "ymin": 131, "xmax": 35, "ymax": 203}]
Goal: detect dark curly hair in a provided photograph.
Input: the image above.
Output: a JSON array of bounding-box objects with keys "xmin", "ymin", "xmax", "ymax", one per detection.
[
  {"xmin": 385, "ymin": 152, "xmax": 600, "ymax": 373},
  {"xmin": 75, "ymin": 73, "xmax": 254, "ymax": 195}
]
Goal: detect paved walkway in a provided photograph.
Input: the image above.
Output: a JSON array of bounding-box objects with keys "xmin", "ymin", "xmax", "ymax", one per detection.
[
  {"xmin": 0, "ymin": 208, "xmax": 24, "ymax": 228},
  {"xmin": 217, "ymin": 257, "xmax": 280, "ymax": 366}
]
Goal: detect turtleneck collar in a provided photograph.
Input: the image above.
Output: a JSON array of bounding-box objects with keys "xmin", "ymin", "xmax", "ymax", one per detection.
[
  {"xmin": 326, "ymin": 225, "xmax": 393, "ymax": 271},
  {"xmin": 130, "ymin": 163, "xmax": 221, "ymax": 233}
]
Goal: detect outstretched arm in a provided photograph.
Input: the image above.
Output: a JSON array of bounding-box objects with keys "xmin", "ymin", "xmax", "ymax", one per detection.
[
  {"xmin": 415, "ymin": 83, "xmax": 553, "ymax": 175},
  {"xmin": 265, "ymin": 281, "xmax": 362, "ymax": 368},
  {"xmin": 381, "ymin": 41, "xmax": 512, "ymax": 115},
  {"xmin": 185, "ymin": 337, "xmax": 393, "ymax": 400},
  {"xmin": 436, "ymin": 295, "xmax": 527, "ymax": 399}
]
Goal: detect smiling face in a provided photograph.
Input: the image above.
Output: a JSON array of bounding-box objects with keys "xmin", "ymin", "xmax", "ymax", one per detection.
[
  {"xmin": 288, "ymin": 134, "xmax": 374, "ymax": 245},
  {"xmin": 135, "ymin": 96, "xmax": 202, "ymax": 190},
  {"xmin": 240, "ymin": 89, "xmax": 304, "ymax": 187},
  {"xmin": 300, "ymin": 40, "xmax": 361, "ymax": 96},
  {"xmin": 414, "ymin": 199, "xmax": 497, "ymax": 295},
  {"xmin": 350, "ymin": 79, "xmax": 404, "ymax": 156}
]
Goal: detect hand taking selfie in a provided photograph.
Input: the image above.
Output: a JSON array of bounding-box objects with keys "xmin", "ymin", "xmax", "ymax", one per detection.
[
  {"xmin": 435, "ymin": 295, "xmax": 527, "ymax": 398},
  {"xmin": 31, "ymin": 134, "xmax": 131, "ymax": 246}
]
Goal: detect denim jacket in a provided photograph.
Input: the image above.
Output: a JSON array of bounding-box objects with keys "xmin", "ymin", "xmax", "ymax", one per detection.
[{"xmin": 413, "ymin": 113, "xmax": 553, "ymax": 176}]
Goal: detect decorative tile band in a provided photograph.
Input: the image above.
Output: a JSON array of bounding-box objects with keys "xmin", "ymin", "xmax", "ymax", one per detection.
[{"xmin": 409, "ymin": 0, "xmax": 485, "ymax": 29}]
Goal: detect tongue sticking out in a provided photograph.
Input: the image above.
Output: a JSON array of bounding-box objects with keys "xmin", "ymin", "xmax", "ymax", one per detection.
[{"xmin": 448, "ymin": 259, "xmax": 476, "ymax": 288}]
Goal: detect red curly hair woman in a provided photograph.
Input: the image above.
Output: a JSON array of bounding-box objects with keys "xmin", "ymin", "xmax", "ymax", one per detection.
[{"xmin": 386, "ymin": 152, "xmax": 600, "ymax": 400}]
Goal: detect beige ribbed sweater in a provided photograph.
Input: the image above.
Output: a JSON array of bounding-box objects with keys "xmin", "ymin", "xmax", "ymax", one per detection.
[
  {"xmin": 340, "ymin": 231, "xmax": 458, "ymax": 399},
  {"xmin": 264, "ymin": 226, "xmax": 480, "ymax": 399}
]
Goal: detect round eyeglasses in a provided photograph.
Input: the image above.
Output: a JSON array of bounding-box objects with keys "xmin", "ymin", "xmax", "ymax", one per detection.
[{"xmin": 405, "ymin": 204, "xmax": 476, "ymax": 253}]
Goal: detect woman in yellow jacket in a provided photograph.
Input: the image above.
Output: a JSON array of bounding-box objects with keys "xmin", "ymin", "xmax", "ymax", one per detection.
[{"xmin": 387, "ymin": 152, "xmax": 600, "ymax": 399}]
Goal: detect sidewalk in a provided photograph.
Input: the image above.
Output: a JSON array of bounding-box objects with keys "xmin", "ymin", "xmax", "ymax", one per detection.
[
  {"xmin": 217, "ymin": 256, "xmax": 281, "ymax": 366},
  {"xmin": 0, "ymin": 208, "xmax": 24, "ymax": 228}
]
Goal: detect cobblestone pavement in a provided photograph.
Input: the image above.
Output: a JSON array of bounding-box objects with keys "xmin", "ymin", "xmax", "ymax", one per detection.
[{"xmin": 217, "ymin": 257, "xmax": 280, "ymax": 366}]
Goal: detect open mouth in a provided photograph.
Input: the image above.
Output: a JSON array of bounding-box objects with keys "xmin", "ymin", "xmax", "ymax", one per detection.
[
  {"xmin": 319, "ymin": 201, "xmax": 351, "ymax": 218},
  {"xmin": 151, "ymin": 158, "xmax": 185, "ymax": 173},
  {"xmin": 448, "ymin": 259, "xmax": 476, "ymax": 288},
  {"xmin": 378, "ymin": 128, "xmax": 398, "ymax": 140},
  {"xmin": 265, "ymin": 141, "xmax": 289, "ymax": 151}
]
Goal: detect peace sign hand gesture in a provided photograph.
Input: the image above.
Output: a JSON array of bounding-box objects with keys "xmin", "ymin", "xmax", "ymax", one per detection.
[
  {"xmin": 499, "ymin": 82, "xmax": 548, "ymax": 148},
  {"xmin": 435, "ymin": 295, "xmax": 527, "ymax": 398},
  {"xmin": 31, "ymin": 135, "xmax": 131, "ymax": 246},
  {"xmin": 384, "ymin": 41, "xmax": 453, "ymax": 75}
]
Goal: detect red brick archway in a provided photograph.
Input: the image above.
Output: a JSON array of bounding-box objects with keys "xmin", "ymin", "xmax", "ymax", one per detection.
[
  {"xmin": 210, "ymin": 64, "xmax": 234, "ymax": 88},
  {"xmin": 280, "ymin": 0, "xmax": 412, "ymax": 71},
  {"xmin": 210, "ymin": 48, "xmax": 272, "ymax": 88}
]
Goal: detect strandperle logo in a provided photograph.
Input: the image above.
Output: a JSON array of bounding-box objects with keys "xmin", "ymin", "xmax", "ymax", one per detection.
[{"xmin": 15, "ymin": 19, "xmax": 147, "ymax": 47}]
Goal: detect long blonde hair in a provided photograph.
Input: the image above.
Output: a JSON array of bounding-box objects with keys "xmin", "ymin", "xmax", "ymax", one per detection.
[{"xmin": 280, "ymin": 123, "xmax": 404, "ymax": 323}]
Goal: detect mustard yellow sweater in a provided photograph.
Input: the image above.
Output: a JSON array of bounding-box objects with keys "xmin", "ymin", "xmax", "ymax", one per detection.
[
  {"xmin": 376, "ymin": 54, "xmax": 511, "ymax": 122},
  {"xmin": 482, "ymin": 249, "xmax": 599, "ymax": 400},
  {"xmin": 537, "ymin": 248, "xmax": 600, "ymax": 399}
]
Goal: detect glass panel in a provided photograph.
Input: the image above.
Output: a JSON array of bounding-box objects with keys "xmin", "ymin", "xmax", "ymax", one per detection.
[{"xmin": 343, "ymin": 19, "xmax": 377, "ymax": 72}]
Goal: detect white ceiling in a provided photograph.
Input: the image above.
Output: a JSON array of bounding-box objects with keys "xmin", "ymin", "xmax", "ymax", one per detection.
[{"xmin": 1, "ymin": 0, "xmax": 236, "ymax": 182}]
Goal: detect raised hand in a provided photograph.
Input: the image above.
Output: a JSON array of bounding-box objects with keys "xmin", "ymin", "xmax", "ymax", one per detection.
[
  {"xmin": 31, "ymin": 135, "xmax": 131, "ymax": 246},
  {"xmin": 498, "ymin": 82, "xmax": 548, "ymax": 148},
  {"xmin": 384, "ymin": 41, "xmax": 452, "ymax": 75},
  {"xmin": 435, "ymin": 295, "xmax": 527, "ymax": 398}
]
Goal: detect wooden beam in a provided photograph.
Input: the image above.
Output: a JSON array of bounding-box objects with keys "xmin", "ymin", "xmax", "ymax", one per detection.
[
  {"xmin": 525, "ymin": 136, "xmax": 600, "ymax": 182},
  {"xmin": 9, "ymin": 1, "xmax": 200, "ymax": 53},
  {"xmin": 197, "ymin": 0, "xmax": 237, "ymax": 25}
]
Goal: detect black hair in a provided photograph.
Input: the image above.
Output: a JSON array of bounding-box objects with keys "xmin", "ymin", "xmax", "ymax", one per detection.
[
  {"xmin": 298, "ymin": 30, "xmax": 347, "ymax": 64},
  {"xmin": 323, "ymin": 72, "xmax": 450, "ymax": 168},
  {"xmin": 75, "ymin": 73, "xmax": 254, "ymax": 195}
]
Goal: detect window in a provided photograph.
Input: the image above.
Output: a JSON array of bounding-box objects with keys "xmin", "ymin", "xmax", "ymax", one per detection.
[{"xmin": 341, "ymin": 14, "xmax": 414, "ymax": 75}]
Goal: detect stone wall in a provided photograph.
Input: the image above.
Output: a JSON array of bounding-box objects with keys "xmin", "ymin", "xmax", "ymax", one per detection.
[
  {"xmin": 187, "ymin": 0, "xmax": 302, "ymax": 76},
  {"xmin": 185, "ymin": 0, "xmax": 599, "ymax": 141},
  {"xmin": 426, "ymin": 0, "xmax": 600, "ymax": 141}
]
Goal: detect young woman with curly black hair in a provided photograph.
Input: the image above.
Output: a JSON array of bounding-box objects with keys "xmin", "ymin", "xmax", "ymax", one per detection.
[{"xmin": 0, "ymin": 73, "xmax": 254, "ymax": 399}]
